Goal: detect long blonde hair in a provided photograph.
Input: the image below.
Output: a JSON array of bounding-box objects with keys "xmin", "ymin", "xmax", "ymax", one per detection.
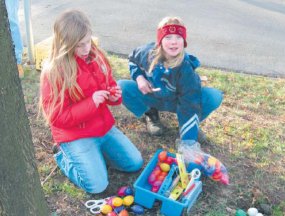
[
  {"xmin": 149, "ymin": 16, "xmax": 185, "ymax": 73},
  {"xmin": 39, "ymin": 9, "xmax": 110, "ymax": 122}
]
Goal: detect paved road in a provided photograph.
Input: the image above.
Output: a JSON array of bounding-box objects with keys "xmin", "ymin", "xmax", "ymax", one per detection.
[{"xmin": 19, "ymin": 0, "xmax": 285, "ymax": 77}]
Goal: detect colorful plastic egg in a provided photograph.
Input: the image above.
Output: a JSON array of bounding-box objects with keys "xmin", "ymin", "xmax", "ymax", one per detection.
[
  {"xmin": 158, "ymin": 151, "xmax": 167, "ymax": 162},
  {"xmin": 122, "ymin": 195, "xmax": 134, "ymax": 206},
  {"xmin": 107, "ymin": 197, "xmax": 115, "ymax": 206},
  {"xmin": 107, "ymin": 212, "xmax": 117, "ymax": 216},
  {"xmin": 235, "ymin": 209, "xmax": 247, "ymax": 216},
  {"xmin": 208, "ymin": 156, "xmax": 217, "ymax": 166},
  {"xmin": 153, "ymin": 180, "xmax": 162, "ymax": 187},
  {"xmin": 160, "ymin": 163, "xmax": 170, "ymax": 172},
  {"xmin": 152, "ymin": 169, "xmax": 162, "ymax": 176},
  {"xmin": 124, "ymin": 186, "xmax": 134, "ymax": 195},
  {"xmin": 151, "ymin": 186, "xmax": 159, "ymax": 192},
  {"xmin": 118, "ymin": 186, "xmax": 128, "ymax": 196},
  {"xmin": 165, "ymin": 156, "xmax": 173, "ymax": 164},
  {"xmin": 148, "ymin": 173, "xmax": 156, "ymax": 185},
  {"xmin": 118, "ymin": 209, "xmax": 129, "ymax": 216},
  {"xmin": 114, "ymin": 206, "xmax": 125, "ymax": 214},
  {"xmin": 130, "ymin": 204, "xmax": 144, "ymax": 215},
  {"xmin": 112, "ymin": 197, "xmax": 123, "ymax": 207},
  {"xmin": 220, "ymin": 174, "xmax": 229, "ymax": 185},
  {"xmin": 101, "ymin": 204, "xmax": 113, "ymax": 214},
  {"xmin": 194, "ymin": 155, "xmax": 204, "ymax": 164},
  {"xmin": 211, "ymin": 170, "xmax": 222, "ymax": 181},
  {"xmin": 157, "ymin": 174, "xmax": 166, "ymax": 182}
]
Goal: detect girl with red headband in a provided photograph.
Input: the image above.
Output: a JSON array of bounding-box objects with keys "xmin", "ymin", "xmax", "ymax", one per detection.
[{"xmin": 118, "ymin": 16, "xmax": 223, "ymax": 143}]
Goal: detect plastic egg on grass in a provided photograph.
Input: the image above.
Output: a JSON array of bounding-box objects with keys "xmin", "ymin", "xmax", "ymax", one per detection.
[
  {"xmin": 107, "ymin": 212, "xmax": 117, "ymax": 216},
  {"xmin": 118, "ymin": 186, "xmax": 128, "ymax": 196},
  {"xmin": 124, "ymin": 186, "xmax": 134, "ymax": 195},
  {"xmin": 101, "ymin": 204, "xmax": 113, "ymax": 214},
  {"xmin": 112, "ymin": 197, "xmax": 123, "ymax": 207},
  {"xmin": 130, "ymin": 205, "xmax": 144, "ymax": 215},
  {"xmin": 118, "ymin": 209, "xmax": 129, "ymax": 216},
  {"xmin": 256, "ymin": 213, "xmax": 263, "ymax": 216},
  {"xmin": 114, "ymin": 206, "xmax": 125, "ymax": 214},
  {"xmin": 122, "ymin": 195, "xmax": 134, "ymax": 206},
  {"xmin": 247, "ymin": 207, "xmax": 258, "ymax": 216}
]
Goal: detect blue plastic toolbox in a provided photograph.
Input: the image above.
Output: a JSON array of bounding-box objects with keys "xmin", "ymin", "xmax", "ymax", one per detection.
[{"xmin": 134, "ymin": 149, "xmax": 202, "ymax": 216}]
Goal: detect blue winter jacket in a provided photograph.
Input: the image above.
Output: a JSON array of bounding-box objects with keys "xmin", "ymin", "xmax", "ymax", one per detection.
[{"xmin": 128, "ymin": 42, "xmax": 202, "ymax": 141}]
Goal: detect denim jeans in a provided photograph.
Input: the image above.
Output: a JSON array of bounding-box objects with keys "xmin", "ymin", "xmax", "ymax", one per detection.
[
  {"xmin": 118, "ymin": 79, "xmax": 223, "ymax": 121},
  {"xmin": 54, "ymin": 126, "xmax": 143, "ymax": 193},
  {"xmin": 5, "ymin": 0, "xmax": 23, "ymax": 64}
]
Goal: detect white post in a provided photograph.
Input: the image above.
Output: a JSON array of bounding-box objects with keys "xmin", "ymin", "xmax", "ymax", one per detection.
[{"xmin": 23, "ymin": 0, "xmax": 35, "ymax": 64}]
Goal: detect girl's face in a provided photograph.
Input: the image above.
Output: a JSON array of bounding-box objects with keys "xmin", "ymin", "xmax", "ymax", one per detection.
[
  {"xmin": 75, "ymin": 33, "xmax": 92, "ymax": 58},
  {"xmin": 161, "ymin": 34, "xmax": 184, "ymax": 59}
]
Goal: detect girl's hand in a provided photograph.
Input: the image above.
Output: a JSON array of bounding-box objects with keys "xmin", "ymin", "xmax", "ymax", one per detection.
[
  {"xmin": 92, "ymin": 90, "xmax": 110, "ymax": 107},
  {"xmin": 136, "ymin": 75, "xmax": 153, "ymax": 94},
  {"xmin": 108, "ymin": 85, "xmax": 122, "ymax": 102}
]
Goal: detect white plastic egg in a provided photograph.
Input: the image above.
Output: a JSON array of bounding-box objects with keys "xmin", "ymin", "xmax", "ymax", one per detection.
[{"xmin": 247, "ymin": 207, "xmax": 258, "ymax": 216}]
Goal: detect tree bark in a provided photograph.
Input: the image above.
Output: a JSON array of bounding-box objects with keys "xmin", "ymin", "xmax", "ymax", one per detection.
[{"xmin": 0, "ymin": 1, "xmax": 49, "ymax": 215}]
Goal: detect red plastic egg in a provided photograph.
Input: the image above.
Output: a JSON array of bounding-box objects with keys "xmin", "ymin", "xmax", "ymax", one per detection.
[
  {"xmin": 158, "ymin": 151, "xmax": 167, "ymax": 162},
  {"xmin": 157, "ymin": 174, "xmax": 166, "ymax": 182},
  {"xmin": 152, "ymin": 169, "xmax": 162, "ymax": 176},
  {"xmin": 165, "ymin": 156, "xmax": 173, "ymax": 164}
]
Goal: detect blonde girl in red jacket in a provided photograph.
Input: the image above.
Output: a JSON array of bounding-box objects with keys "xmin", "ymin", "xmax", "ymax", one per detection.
[{"xmin": 39, "ymin": 9, "xmax": 143, "ymax": 193}]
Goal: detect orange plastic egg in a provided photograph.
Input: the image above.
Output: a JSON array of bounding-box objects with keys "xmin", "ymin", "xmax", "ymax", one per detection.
[
  {"xmin": 118, "ymin": 209, "xmax": 129, "ymax": 216},
  {"xmin": 158, "ymin": 151, "xmax": 167, "ymax": 162}
]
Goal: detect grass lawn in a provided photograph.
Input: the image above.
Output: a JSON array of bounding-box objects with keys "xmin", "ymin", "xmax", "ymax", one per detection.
[{"xmin": 22, "ymin": 54, "xmax": 285, "ymax": 216}]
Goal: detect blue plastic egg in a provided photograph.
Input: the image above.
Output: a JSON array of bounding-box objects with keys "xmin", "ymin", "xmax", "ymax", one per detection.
[{"xmin": 130, "ymin": 204, "xmax": 144, "ymax": 215}]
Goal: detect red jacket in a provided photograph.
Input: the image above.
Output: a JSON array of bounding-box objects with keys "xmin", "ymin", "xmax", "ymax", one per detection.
[{"xmin": 41, "ymin": 54, "xmax": 122, "ymax": 144}]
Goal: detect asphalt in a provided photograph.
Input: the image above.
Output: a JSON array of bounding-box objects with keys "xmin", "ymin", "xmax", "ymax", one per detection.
[{"xmin": 19, "ymin": 0, "xmax": 285, "ymax": 77}]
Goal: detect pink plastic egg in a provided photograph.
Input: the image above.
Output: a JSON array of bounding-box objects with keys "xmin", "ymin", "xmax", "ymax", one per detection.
[
  {"xmin": 148, "ymin": 173, "xmax": 156, "ymax": 185},
  {"xmin": 153, "ymin": 180, "xmax": 162, "ymax": 187},
  {"xmin": 118, "ymin": 186, "xmax": 128, "ymax": 196},
  {"xmin": 151, "ymin": 186, "xmax": 159, "ymax": 192},
  {"xmin": 107, "ymin": 212, "xmax": 117, "ymax": 216}
]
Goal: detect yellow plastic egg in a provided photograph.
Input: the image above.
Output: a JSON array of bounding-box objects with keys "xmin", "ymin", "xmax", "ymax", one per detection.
[
  {"xmin": 208, "ymin": 157, "xmax": 217, "ymax": 166},
  {"xmin": 112, "ymin": 197, "xmax": 123, "ymax": 207},
  {"xmin": 101, "ymin": 204, "xmax": 113, "ymax": 214},
  {"xmin": 123, "ymin": 195, "xmax": 134, "ymax": 206},
  {"xmin": 160, "ymin": 163, "xmax": 170, "ymax": 172}
]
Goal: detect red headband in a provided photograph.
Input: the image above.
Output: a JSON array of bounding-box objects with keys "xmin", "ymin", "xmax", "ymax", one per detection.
[{"xmin": 157, "ymin": 24, "xmax": 187, "ymax": 47}]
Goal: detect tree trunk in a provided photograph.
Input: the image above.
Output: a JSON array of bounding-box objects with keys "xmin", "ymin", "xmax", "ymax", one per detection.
[{"xmin": 0, "ymin": 1, "xmax": 49, "ymax": 215}]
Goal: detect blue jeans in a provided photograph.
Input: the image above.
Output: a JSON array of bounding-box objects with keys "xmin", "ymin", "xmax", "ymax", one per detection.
[
  {"xmin": 5, "ymin": 0, "xmax": 23, "ymax": 64},
  {"xmin": 118, "ymin": 79, "xmax": 223, "ymax": 121},
  {"xmin": 54, "ymin": 126, "xmax": 143, "ymax": 193}
]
